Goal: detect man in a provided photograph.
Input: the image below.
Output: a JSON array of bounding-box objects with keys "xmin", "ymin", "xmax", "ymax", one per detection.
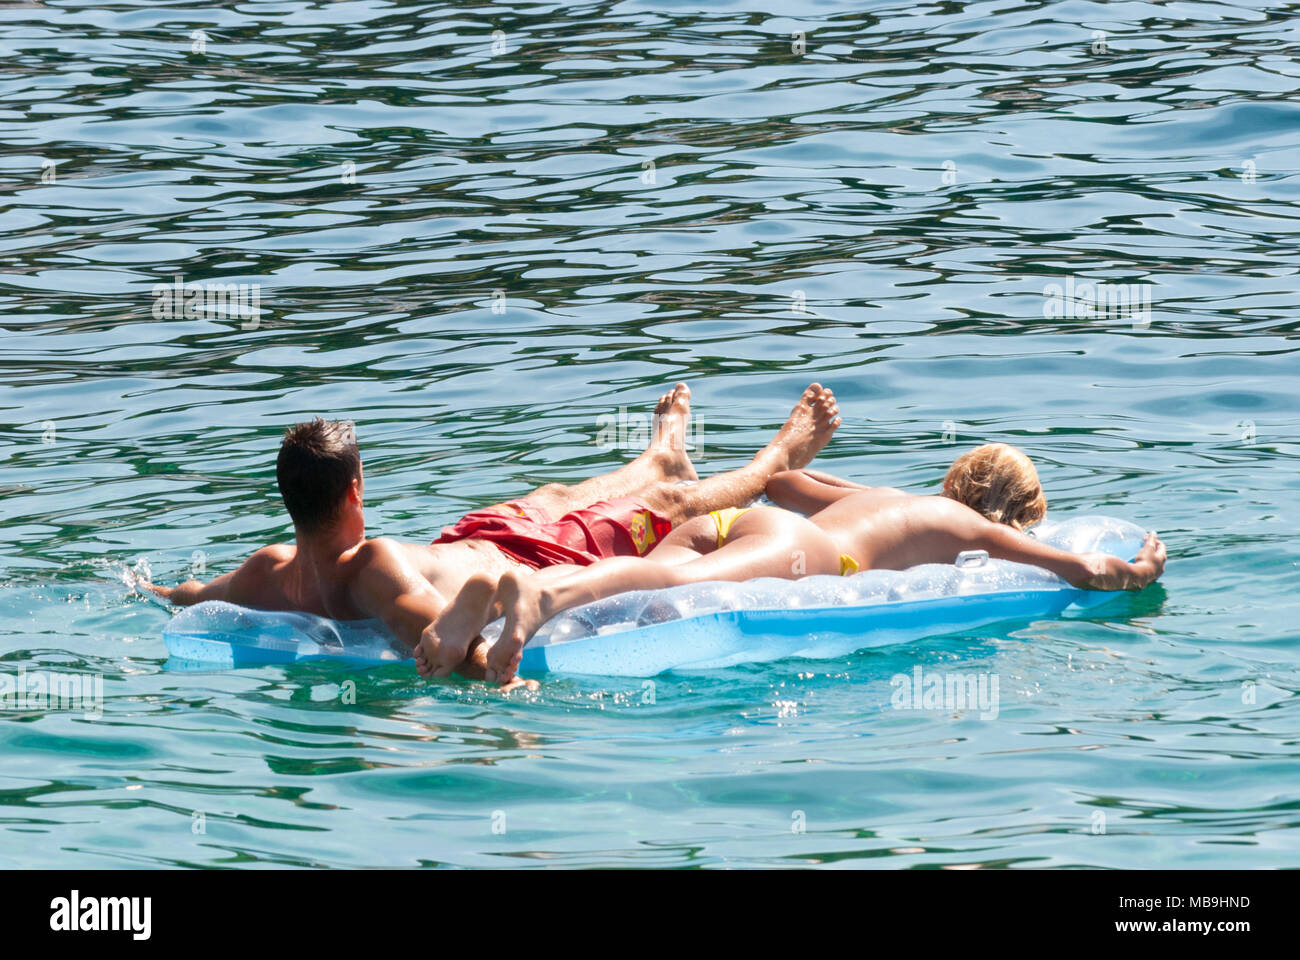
[
  {"xmin": 423, "ymin": 442, "xmax": 1166, "ymax": 683},
  {"xmin": 144, "ymin": 383, "xmax": 842, "ymax": 688}
]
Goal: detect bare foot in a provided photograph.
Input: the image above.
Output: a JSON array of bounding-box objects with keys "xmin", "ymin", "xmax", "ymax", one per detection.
[
  {"xmin": 414, "ymin": 572, "xmax": 497, "ymax": 677},
  {"xmin": 485, "ymin": 570, "xmax": 556, "ymax": 683},
  {"xmin": 758, "ymin": 383, "xmax": 841, "ymax": 472},
  {"xmin": 646, "ymin": 382, "xmax": 698, "ymax": 482},
  {"xmin": 499, "ymin": 675, "xmax": 540, "ymax": 693}
]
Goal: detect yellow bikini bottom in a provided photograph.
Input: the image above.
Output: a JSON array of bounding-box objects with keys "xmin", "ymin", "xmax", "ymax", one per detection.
[{"xmin": 708, "ymin": 507, "xmax": 860, "ymax": 576}]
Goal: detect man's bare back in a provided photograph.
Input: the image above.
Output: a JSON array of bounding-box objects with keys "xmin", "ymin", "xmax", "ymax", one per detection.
[{"xmin": 195, "ymin": 536, "xmax": 519, "ymax": 620}]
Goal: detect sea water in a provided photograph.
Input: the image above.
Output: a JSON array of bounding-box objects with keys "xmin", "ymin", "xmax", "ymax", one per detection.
[{"xmin": 0, "ymin": 0, "xmax": 1297, "ymax": 868}]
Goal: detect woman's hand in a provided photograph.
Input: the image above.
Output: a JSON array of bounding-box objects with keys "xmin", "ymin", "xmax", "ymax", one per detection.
[{"xmin": 1130, "ymin": 532, "xmax": 1166, "ymax": 589}]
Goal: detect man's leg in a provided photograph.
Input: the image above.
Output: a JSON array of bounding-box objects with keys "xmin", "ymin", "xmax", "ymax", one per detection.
[
  {"xmin": 626, "ymin": 383, "xmax": 841, "ymax": 527},
  {"xmin": 484, "ymin": 382, "xmax": 839, "ymax": 525},
  {"xmin": 482, "ymin": 383, "xmax": 699, "ymax": 519}
]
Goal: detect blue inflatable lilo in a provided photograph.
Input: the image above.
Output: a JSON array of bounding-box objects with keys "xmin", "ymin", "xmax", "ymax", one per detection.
[{"xmin": 162, "ymin": 515, "xmax": 1146, "ymax": 677}]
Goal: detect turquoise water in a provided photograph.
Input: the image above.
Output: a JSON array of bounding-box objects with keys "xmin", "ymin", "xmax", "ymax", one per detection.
[{"xmin": 2, "ymin": 0, "xmax": 1299, "ymax": 868}]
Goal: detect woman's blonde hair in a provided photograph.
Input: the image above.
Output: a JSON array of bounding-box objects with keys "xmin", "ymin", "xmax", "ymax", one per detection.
[{"xmin": 942, "ymin": 443, "xmax": 1047, "ymax": 530}]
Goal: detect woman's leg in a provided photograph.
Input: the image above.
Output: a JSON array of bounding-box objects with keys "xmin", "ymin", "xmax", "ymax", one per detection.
[
  {"xmin": 413, "ymin": 518, "xmax": 727, "ymax": 678},
  {"xmin": 484, "ymin": 507, "xmax": 842, "ymax": 680}
]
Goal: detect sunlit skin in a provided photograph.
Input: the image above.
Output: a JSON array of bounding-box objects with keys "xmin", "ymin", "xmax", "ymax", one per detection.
[
  {"xmin": 143, "ymin": 383, "xmax": 843, "ymax": 690},
  {"xmin": 412, "ymin": 384, "xmax": 842, "ymax": 678},
  {"xmin": 458, "ymin": 465, "xmax": 1166, "ymax": 684}
]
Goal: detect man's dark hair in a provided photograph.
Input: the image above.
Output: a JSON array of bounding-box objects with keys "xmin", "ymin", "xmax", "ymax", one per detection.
[{"xmin": 276, "ymin": 418, "xmax": 361, "ymax": 534}]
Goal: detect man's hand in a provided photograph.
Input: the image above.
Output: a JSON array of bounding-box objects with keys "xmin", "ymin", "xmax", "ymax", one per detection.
[
  {"xmin": 130, "ymin": 549, "xmax": 288, "ymax": 606},
  {"xmin": 137, "ymin": 580, "xmax": 174, "ymax": 601},
  {"xmin": 136, "ymin": 576, "xmax": 229, "ymax": 606},
  {"xmin": 121, "ymin": 564, "xmax": 183, "ymax": 602}
]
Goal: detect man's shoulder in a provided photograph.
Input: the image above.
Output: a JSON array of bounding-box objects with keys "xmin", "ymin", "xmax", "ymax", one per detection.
[
  {"xmin": 350, "ymin": 537, "xmax": 425, "ymax": 581},
  {"xmin": 220, "ymin": 545, "xmax": 294, "ymax": 607},
  {"xmin": 345, "ymin": 538, "xmax": 446, "ymax": 613},
  {"xmin": 243, "ymin": 543, "xmax": 294, "ymax": 569},
  {"xmin": 354, "ymin": 536, "xmax": 407, "ymax": 562}
]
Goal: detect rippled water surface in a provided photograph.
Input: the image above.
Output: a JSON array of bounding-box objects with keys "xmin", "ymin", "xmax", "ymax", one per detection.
[{"xmin": 1, "ymin": 0, "xmax": 1298, "ymax": 868}]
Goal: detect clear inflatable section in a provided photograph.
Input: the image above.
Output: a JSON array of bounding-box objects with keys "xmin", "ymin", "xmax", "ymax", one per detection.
[{"xmin": 164, "ymin": 601, "xmax": 408, "ymax": 665}]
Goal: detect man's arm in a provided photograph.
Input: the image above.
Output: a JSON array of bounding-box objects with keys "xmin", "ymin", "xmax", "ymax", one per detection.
[
  {"xmin": 349, "ymin": 539, "xmax": 447, "ymax": 647},
  {"xmin": 349, "ymin": 539, "xmax": 535, "ymax": 690},
  {"xmin": 975, "ymin": 523, "xmax": 1166, "ymax": 591},
  {"xmin": 765, "ymin": 469, "xmax": 871, "ymax": 515},
  {"xmin": 144, "ymin": 572, "xmax": 234, "ymax": 606},
  {"xmin": 140, "ymin": 549, "xmax": 284, "ymax": 606}
]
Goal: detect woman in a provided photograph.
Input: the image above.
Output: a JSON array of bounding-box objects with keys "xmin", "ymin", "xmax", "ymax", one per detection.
[{"xmin": 416, "ymin": 443, "xmax": 1166, "ymax": 682}]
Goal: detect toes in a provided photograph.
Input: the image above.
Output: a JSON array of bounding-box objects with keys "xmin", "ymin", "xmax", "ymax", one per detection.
[{"xmin": 812, "ymin": 391, "xmax": 838, "ymax": 421}]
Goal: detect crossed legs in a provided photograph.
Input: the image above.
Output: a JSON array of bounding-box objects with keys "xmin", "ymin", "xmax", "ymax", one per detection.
[
  {"xmin": 496, "ymin": 384, "xmax": 701, "ymax": 521},
  {"xmin": 499, "ymin": 382, "xmax": 841, "ymax": 528},
  {"xmin": 416, "ymin": 382, "xmax": 843, "ymax": 678}
]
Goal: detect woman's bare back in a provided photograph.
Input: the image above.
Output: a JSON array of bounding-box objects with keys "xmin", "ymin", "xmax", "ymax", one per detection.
[{"xmin": 810, "ymin": 488, "xmax": 993, "ymax": 571}]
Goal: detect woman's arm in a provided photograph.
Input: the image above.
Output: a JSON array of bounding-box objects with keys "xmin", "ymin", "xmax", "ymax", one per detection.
[
  {"xmin": 765, "ymin": 469, "xmax": 871, "ymax": 515},
  {"xmin": 977, "ymin": 524, "xmax": 1166, "ymax": 591}
]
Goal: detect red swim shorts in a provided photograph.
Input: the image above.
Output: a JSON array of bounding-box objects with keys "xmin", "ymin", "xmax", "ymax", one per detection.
[{"xmin": 432, "ymin": 497, "xmax": 673, "ymax": 570}]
